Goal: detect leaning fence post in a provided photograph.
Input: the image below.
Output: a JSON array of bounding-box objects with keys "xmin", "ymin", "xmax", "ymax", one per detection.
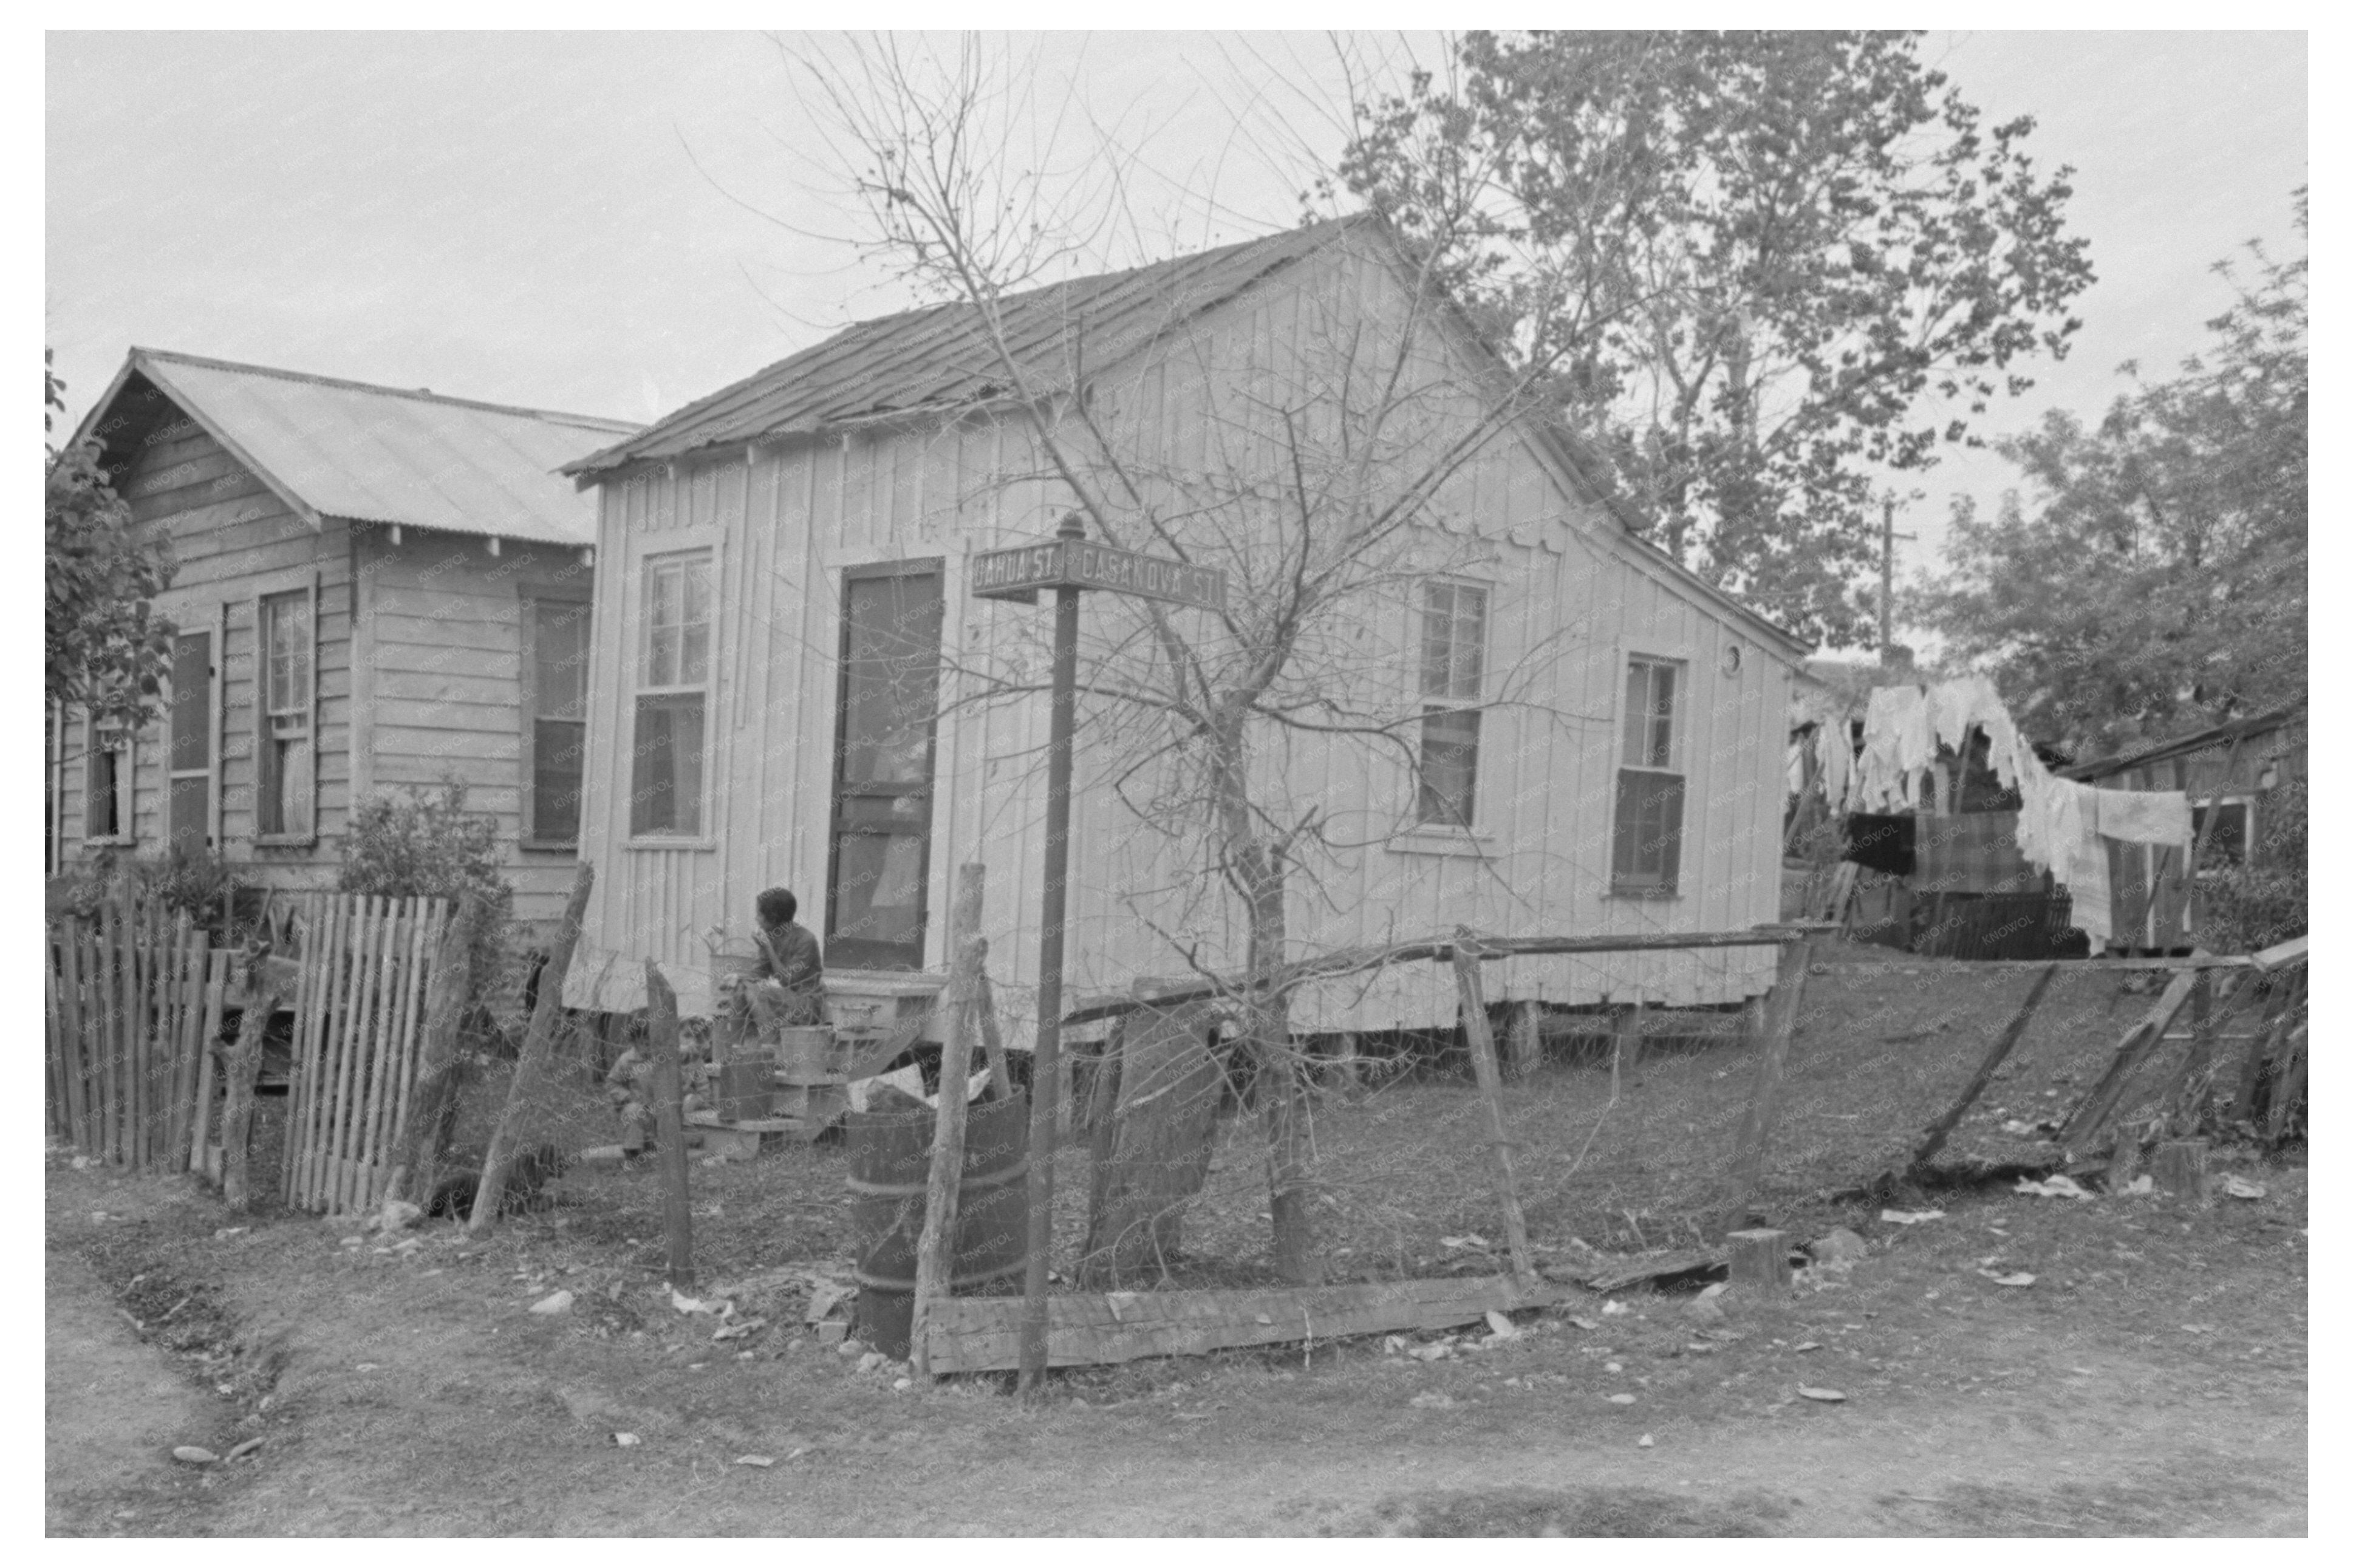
[
  {"xmin": 220, "ymin": 966, "xmax": 282, "ymax": 1215},
  {"xmin": 1908, "ymin": 961, "xmax": 2061, "ymax": 1175},
  {"xmin": 1452, "ymin": 929, "xmax": 1534, "ymax": 1284},
  {"xmin": 392, "ymin": 895, "xmax": 482, "ymax": 1205},
  {"xmin": 646, "ymin": 960, "xmax": 694, "ymax": 1289},
  {"xmin": 912, "ymin": 864, "xmax": 986, "ymax": 1382},
  {"xmin": 472, "ymin": 863, "xmax": 593, "ymax": 1235},
  {"xmin": 1716, "ymin": 938, "xmax": 1814, "ymax": 1238}
]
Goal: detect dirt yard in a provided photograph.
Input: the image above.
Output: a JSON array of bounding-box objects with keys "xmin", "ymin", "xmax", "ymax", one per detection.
[{"xmin": 46, "ymin": 956, "xmax": 2308, "ymax": 1537}]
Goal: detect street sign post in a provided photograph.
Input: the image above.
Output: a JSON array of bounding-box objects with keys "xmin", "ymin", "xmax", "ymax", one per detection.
[
  {"xmin": 974, "ymin": 516, "xmax": 1228, "ymax": 1399},
  {"xmin": 971, "ymin": 536, "xmax": 1229, "ymax": 613}
]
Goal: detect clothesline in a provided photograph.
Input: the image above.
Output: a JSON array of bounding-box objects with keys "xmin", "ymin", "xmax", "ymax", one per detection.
[{"xmin": 1809, "ymin": 674, "xmax": 2193, "ymax": 947}]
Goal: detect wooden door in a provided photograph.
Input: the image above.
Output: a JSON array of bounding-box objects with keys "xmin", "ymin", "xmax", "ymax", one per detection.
[{"xmin": 825, "ymin": 562, "xmax": 944, "ymax": 970}]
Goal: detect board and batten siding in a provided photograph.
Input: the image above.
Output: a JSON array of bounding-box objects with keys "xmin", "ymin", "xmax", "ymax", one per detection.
[{"xmin": 570, "ymin": 250, "xmax": 1797, "ymax": 1027}]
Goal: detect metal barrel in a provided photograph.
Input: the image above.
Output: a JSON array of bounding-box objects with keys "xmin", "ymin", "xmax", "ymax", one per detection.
[{"xmin": 845, "ymin": 1093, "xmax": 1030, "ymax": 1358}]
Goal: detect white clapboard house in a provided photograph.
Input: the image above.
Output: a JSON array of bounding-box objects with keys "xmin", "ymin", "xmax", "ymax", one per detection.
[{"xmin": 556, "ymin": 220, "xmax": 1810, "ymax": 1034}]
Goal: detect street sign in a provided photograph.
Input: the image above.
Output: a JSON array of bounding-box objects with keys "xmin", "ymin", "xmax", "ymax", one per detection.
[{"xmin": 971, "ymin": 537, "xmax": 1228, "ymax": 613}]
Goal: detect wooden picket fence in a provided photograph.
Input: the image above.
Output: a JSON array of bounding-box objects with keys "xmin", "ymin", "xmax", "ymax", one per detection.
[
  {"xmin": 46, "ymin": 893, "xmax": 231, "ymax": 1173},
  {"xmin": 277, "ymin": 893, "xmax": 451, "ymax": 1215}
]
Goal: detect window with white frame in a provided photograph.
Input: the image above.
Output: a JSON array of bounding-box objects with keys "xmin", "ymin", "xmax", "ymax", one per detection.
[
  {"xmin": 86, "ymin": 718, "xmax": 133, "ymax": 843},
  {"xmin": 1612, "ymin": 655, "xmax": 1685, "ymax": 892},
  {"xmin": 257, "ymin": 588, "xmax": 314, "ymax": 839},
  {"xmin": 630, "ymin": 551, "xmax": 711, "ymax": 837},
  {"xmin": 1415, "ymin": 581, "xmax": 1487, "ymax": 828},
  {"xmin": 525, "ymin": 596, "xmax": 591, "ymax": 845}
]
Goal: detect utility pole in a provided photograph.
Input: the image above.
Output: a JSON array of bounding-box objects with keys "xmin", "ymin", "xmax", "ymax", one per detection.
[{"xmin": 1879, "ymin": 496, "xmax": 1916, "ymax": 667}]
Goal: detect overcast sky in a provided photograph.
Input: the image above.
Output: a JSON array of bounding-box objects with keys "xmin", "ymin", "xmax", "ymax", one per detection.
[{"xmin": 46, "ymin": 29, "xmax": 2307, "ymax": 630}]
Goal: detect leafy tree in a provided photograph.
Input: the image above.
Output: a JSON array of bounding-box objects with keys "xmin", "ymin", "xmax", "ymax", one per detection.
[
  {"xmin": 1916, "ymin": 196, "xmax": 2306, "ymax": 756},
  {"xmin": 47, "ymin": 350, "xmax": 177, "ymax": 729},
  {"xmin": 1333, "ymin": 30, "xmax": 2094, "ymax": 643}
]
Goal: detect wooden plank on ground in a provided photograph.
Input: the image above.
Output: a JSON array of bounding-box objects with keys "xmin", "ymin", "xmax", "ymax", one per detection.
[
  {"xmin": 1549, "ymin": 1247, "xmax": 1729, "ymax": 1293},
  {"xmin": 923, "ymin": 1275, "xmax": 1572, "ymax": 1375}
]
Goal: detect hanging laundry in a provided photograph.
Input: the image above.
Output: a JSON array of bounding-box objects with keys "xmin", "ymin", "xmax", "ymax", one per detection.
[
  {"xmin": 2063, "ymin": 786, "xmax": 2114, "ymax": 947},
  {"xmin": 1856, "ymin": 684, "xmax": 1933, "ymax": 811},
  {"xmin": 1815, "ymin": 715, "xmax": 1854, "ymax": 819},
  {"xmin": 1843, "ymin": 812, "xmax": 1916, "ymax": 876},
  {"xmin": 2090, "ymin": 788, "xmax": 2193, "ymax": 849}
]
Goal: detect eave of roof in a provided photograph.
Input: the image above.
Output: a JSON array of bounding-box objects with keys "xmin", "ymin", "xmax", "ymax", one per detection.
[
  {"xmin": 2060, "ymin": 701, "xmax": 2307, "ymax": 782},
  {"xmin": 73, "ymin": 347, "xmax": 637, "ymax": 549}
]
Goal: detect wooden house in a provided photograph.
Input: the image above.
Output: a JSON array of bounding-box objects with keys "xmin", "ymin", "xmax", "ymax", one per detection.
[
  {"xmin": 51, "ymin": 348, "xmax": 637, "ymax": 932},
  {"xmin": 2060, "ymin": 703, "xmax": 2307, "ymax": 950},
  {"xmin": 556, "ymin": 221, "xmax": 1811, "ymax": 1033}
]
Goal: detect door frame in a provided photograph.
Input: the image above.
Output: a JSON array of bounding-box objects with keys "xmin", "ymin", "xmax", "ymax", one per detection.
[{"xmin": 824, "ymin": 557, "xmax": 946, "ymax": 970}]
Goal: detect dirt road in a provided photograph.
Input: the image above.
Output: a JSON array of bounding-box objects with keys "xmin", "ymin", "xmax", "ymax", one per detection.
[{"xmin": 46, "ymin": 1149, "xmax": 2306, "ymax": 1536}]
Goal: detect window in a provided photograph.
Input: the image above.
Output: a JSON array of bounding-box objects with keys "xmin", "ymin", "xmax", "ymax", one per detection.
[
  {"xmin": 86, "ymin": 719, "xmax": 133, "ymax": 843},
  {"xmin": 1415, "ymin": 581, "xmax": 1487, "ymax": 828},
  {"xmin": 525, "ymin": 598, "xmax": 591, "ymax": 844},
  {"xmin": 630, "ymin": 551, "xmax": 711, "ymax": 837},
  {"xmin": 2192, "ymin": 799, "xmax": 2253, "ymax": 873},
  {"xmin": 1612, "ymin": 656, "xmax": 1685, "ymax": 893},
  {"xmin": 257, "ymin": 589, "xmax": 314, "ymax": 839}
]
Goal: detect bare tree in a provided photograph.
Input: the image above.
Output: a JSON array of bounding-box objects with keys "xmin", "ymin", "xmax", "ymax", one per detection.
[{"xmin": 784, "ymin": 34, "xmax": 1586, "ymax": 1283}]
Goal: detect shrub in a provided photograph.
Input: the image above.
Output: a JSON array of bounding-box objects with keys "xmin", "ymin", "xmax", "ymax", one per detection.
[
  {"xmin": 338, "ymin": 778, "xmax": 514, "ymax": 1003},
  {"xmin": 47, "ymin": 845, "xmax": 236, "ymax": 935},
  {"xmin": 2200, "ymin": 774, "xmax": 2305, "ymax": 953}
]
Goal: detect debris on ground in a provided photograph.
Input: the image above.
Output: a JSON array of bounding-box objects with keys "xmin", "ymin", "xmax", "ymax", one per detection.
[
  {"xmin": 736, "ymin": 1454, "xmax": 775, "ymax": 1467},
  {"xmin": 1637, "ymin": 1434, "xmax": 1655, "ymax": 1448},
  {"xmin": 171, "ymin": 1446, "xmax": 219, "ymax": 1465},
  {"xmin": 1409, "ymin": 1392, "xmax": 1455, "ymax": 1409},
  {"xmin": 1483, "ymin": 1310, "xmax": 1520, "ymax": 1341},
  {"xmin": 1880, "ymin": 1208, "xmax": 1945, "ymax": 1225},
  {"xmin": 1606, "ymin": 1392, "xmax": 1638, "ymax": 1405},
  {"xmin": 1810, "ymin": 1228, "xmax": 1869, "ymax": 1266},
  {"xmin": 1978, "ymin": 1270, "xmax": 2037, "ymax": 1288},
  {"xmin": 2016, "ymin": 1174, "xmax": 2094, "ymax": 1201},
  {"xmin": 530, "ymin": 1290, "xmax": 574, "ymax": 1315},
  {"xmin": 1797, "ymin": 1386, "xmax": 1847, "ymax": 1403},
  {"xmin": 227, "ymin": 1437, "xmax": 264, "ymax": 1461},
  {"xmin": 2223, "ymin": 1175, "xmax": 2268, "ymax": 1200},
  {"xmin": 612, "ymin": 1432, "xmax": 640, "ymax": 1447}
]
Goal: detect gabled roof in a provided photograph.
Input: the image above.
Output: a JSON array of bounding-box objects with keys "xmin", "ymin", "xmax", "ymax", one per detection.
[
  {"xmin": 564, "ymin": 220, "xmax": 1352, "ymax": 481},
  {"xmin": 565, "ymin": 216, "xmax": 1808, "ymax": 656},
  {"xmin": 75, "ymin": 348, "xmax": 638, "ymax": 549},
  {"xmin": 2060, "ymin": 701, "xmax": 2306, "ymax": 783}
]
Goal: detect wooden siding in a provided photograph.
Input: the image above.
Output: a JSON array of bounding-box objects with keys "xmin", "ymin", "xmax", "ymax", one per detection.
[
  {"xmin": 355, "ymin": 530, "xmax": 590, "ymax": 927},
  {"xmin": 54, "ymin": 411, "xmax": 592, "ymax": 930},
  {"xmin": 571, "ymin": 248, "xmax": 1795, "ymax": 1025},
  {"xmin": 57, "ymin": 419, "xmax": 353, "ymax": 887}
]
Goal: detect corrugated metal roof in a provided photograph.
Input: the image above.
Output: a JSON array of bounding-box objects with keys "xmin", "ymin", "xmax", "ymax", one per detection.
[
  {"xmin": 109, "ymin": 349, "xmax": 637, "ymax": 547},
  {"xmin": 2060, "ymin": 701, "xmax": 2306, "ymax": 782},
  {"xmin": 564, "ymin": 220, "xmax": 1354, "ymax": 479}
]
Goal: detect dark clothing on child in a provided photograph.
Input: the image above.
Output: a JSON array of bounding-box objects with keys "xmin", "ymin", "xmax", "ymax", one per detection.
[{"xmin": 751, "ymin": 919, "xmax": 827, "ymax": 1029}]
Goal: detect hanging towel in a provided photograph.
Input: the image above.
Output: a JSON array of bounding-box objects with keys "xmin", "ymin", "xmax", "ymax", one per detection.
[
  {"xmin": 2091, "ymin": 788, "xmax": 2193, "ymax": 849},
  {"xmin": 2060, "ymin": 784, "xmax": 2113, "ymax": 947},
  {"xmin": 1815, "ymin": 715, "xmax": 1853, "ymax": 815}
]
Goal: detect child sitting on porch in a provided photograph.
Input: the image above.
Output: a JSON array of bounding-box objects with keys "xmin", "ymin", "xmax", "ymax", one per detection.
[{"xmin": 744, "ymin": 886, "xmax": 827, "ymax": 1036}]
